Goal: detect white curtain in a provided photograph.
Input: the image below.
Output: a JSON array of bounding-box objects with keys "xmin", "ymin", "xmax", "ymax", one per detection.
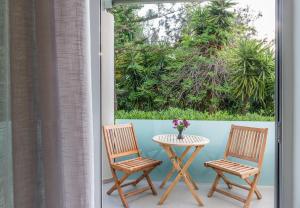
[
  {"xmin": 0, "ymin": 0, "xmax": 94, "ymax": 207},
  {"xmin": 0, "ymin": 0, "xmax": 13, "ymax": 206}
]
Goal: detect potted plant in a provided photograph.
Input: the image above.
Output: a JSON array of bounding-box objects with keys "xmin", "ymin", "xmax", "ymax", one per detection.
[{"xmin": 172, "ymin": 119, "xmax": 190, "ymax": 139}]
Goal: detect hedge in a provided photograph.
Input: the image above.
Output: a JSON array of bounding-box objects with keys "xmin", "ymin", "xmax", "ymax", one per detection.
[{"xmin": 116, "ymin": 108, "xmax": 274, "ymax": 121}]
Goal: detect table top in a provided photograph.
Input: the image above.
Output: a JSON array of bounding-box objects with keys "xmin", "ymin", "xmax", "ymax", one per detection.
[{"xmin": 152, "ymin": 134, "xmax": 210, "ymax": 147}]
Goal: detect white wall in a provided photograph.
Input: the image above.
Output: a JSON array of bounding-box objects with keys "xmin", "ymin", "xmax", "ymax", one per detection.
[
  {"xmin": 101, "ymin": 11, "xmax": 115, "ymax": 180},
  {"xmin": 90, "ymin": 0, "xmax": 101, "ymax": 207}
]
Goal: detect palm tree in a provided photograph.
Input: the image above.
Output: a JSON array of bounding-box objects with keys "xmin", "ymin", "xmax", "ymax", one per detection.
[
  {"xmin": 207, "ymin": 0, "xmax": 236, "ymax": 49},
  {"xmin": 227, "ymin": 39, "xmax": 275, "ymax": 114},
  {"xmin": 208, "ymin": 0, "xmax": 236, "ymax": 30}
]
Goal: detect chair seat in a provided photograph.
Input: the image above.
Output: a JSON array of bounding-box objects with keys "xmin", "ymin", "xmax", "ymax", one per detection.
[
  {"xmin": 112, "ymin": 157, "xmax": 162, "ymax": 173},
  {"xmin": 205, "ymin": 159, "xmax": 259, "ymax": 179}
]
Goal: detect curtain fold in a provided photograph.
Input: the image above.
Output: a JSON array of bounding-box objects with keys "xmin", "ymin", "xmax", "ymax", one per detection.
[
  {"xmin": 0, "ymin": 0, "xmax": 13, "ymax": 207},
  {"xmin": 8, "ymin": 0, "xmax": 93, "ymax": 207}
]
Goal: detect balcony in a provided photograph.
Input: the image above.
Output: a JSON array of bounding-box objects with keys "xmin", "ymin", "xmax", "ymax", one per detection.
[
  {"xmin": 103, "ymin": 182, "xmax": 274, "ymax": 207},
  {"xmin": 102, "ymin": 1, "xmax": 276, "ymax": 207},
  {"xmin": 102, "ymin": 119, "xmax": 275, "ymax": 208}
]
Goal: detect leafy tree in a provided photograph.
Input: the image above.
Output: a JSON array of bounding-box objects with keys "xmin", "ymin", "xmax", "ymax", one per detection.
[
  {"xmin": 111, "ymin": 5, "xmax": 144, "ymax": 46},
  {"xmin": 223, "ymin": 39, "xmax": 275, "ymax": 114},
  {"xmin": 161, "ymin": 0, "xmax": 235, "ymax": 112},
  {"xmin": 182, "ymin": 0, "xmax": 236, "ymax": 54},
  {"xmin": 116, "ymin": 43, "xmax": 171, "ymax": 110},
  {"xmin": 111, "ymin": 5, "xmax": 146, "ymax": 110},
  {"xmin": 111, "ymin": 0, "xmax": 275, "ymax": 117}
]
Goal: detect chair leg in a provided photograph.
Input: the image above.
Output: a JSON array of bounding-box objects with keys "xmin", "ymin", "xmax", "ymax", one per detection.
[
  {"xmin": 216, "ymin": 170, "xmax": 233, "ymax": 190},
  {"xmin": 221, "ymin": 176, "xmax": 233, "ymax": 190},
  {"xmin": 144, "ymin": 171, "xmax": 157, "ymax": 195},
  {"xmin": 132, "ymin": 167, "xmax": 155, "ymax": 186},
  {"xmin": 244, "ymin": 174, "xmax": 259, "ymax": 208},
  {"xmin": 124, "ymin": 167, "xmax": 158, "ymax": 196},
  {"xmin": 107, "ymin": 173, "xmax": 130, "ymax": 195},
  {"xmin": 111, "ymin": 169, "xmax": 129, "ymax": 208},
  {"xmin": 132, "ymin": 173, "xmax": 146, "ymax": 186},
  {"xmin": 245, "ymin": 178, "xmax": 262, "ymax": 199},
  {"xmin": 208, "ymin": 173, "xmax": 221, "ymax": 197}
]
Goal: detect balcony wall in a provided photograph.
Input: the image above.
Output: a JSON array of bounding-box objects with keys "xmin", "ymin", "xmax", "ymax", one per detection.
[{"xmin": 116, "ymin": 119, "xmax": 275, "ymax": 186}]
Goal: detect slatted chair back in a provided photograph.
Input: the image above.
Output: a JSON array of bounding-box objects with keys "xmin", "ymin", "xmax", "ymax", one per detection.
[
  {"xmin": 224, "ymin": 125, "xmax": 268, "ymax": 166},
  {"xmin": 103, "ymin": 124, "xmax": 140, "ymax": 164}
]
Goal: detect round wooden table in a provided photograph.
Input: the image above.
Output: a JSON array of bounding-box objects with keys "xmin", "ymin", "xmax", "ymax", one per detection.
[{"xmin": 152, "ymin": 134, "xmax": 210, "ymax": 206}]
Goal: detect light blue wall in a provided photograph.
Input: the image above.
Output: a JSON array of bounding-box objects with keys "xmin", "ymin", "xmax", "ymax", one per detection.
[{"xmin": 116, "ymin": 119, "xmax": 275, "ymax": 186}]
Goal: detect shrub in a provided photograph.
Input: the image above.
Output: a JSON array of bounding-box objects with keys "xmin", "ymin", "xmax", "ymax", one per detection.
[
  {"xmin": 112, "ymin": 2, "xmax": 275, "ymax": 117},
  {"xmin": 116, "ymin": 108, "xmax": 274, "ymax": 121}
]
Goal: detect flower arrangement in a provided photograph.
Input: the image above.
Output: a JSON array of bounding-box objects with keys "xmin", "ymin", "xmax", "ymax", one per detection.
[{"xmin": 172, "ymin": 119, "xmax": 190, "ymax": 139}]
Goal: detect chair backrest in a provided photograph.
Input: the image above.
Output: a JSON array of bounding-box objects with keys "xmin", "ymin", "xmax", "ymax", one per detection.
[
  {"xmin": 103, "ymin": 124, "xmax": 140, "ymax": 164},
  {"xmin": 224, "ymin": 125, "xmax": 268, "ymax": 166}
]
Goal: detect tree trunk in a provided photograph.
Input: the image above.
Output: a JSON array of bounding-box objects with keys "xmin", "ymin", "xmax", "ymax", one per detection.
[{"xmin": 242, "ymin": 96, "xmax": 249, "ymax": 115}]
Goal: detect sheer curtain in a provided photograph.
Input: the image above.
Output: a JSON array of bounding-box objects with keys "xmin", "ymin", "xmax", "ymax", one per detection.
[
  {"xmin": 0, "ymin": 0, "xmax": 13, "ymax": 207},
  {"xmin": 0, "ymin": 0, "xmax": 94, "ymax": 207}
]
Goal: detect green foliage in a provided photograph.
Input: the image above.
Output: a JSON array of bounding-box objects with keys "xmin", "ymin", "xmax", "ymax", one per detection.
[
  {"xmin": 115, "ymin": 43, "xmax": 172, "ymax": 111},
  {"xmin": 157, "ymin": 1, "xmax": 237, "ymax": 113},
  {"xmin": 182, "ymin": 0, "xmax": 235, "ymax": 55},
  {"xmin": 112, "ymin": 0, "xmax": 275, "ymax": 119},
  {"xmin": 221, "ymin": 39, "xmax": 275, "ymax": 113},
  {"xmin": 111, "ymin": 5, "xmax": 144, "ymax": 46},
  {"xmin": 116, "ymin": 108, "xmax": 274, "ymax": 121}
]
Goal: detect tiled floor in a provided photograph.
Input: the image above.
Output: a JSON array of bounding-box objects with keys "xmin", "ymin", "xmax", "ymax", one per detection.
[{"xmin": 102, "ymin": 181, "xmax": 274, "ymax": 208}]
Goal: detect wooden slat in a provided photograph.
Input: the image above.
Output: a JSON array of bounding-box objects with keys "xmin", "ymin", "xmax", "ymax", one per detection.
[
  {"xmin": 103, "ymin": 124, "xmax": 140, "ymax": 161},
  {"xmin": 215, "ymin": 188, "xmax": 246, "ymax": 203},
  {"xmin": 124, "ymin": 187, "xmax": 151, "ymax": 198},
  {"xmin": 112, "ymin": 157, "xmax": 161, "ymax": 172},
  {"xmin": 225, "ymin": 125, "xmax": 268, "ymax": 163},
  {"xmin": 205, "ymin": 160, "xmax": 259, "ymax": 178},
  {"xmin": 227, "ymin": 180, "xmax": 250, "ymax": 191},
  {"xmin": 111, "ymin": 150, "xmax": 139, "ymax": 159},
  {"xmin": 123, "ymin": 127, "xmax": 131, "ymax": 152}
]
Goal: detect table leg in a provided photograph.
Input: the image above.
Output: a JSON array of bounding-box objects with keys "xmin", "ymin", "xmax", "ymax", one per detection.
[
  {"xmin": 158, "ymin": 145, "xmax": 204, "ymax": 206},
  {"xmin": 160, "ymin": 146, "xmax": 198, "ymax": 189},
  {"xmin": 169, "ymin": 147, "xmax": 199, "ymax": 190}
]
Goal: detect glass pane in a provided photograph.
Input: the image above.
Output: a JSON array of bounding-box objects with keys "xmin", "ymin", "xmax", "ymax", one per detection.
[
  {"xmin": 0, "ymin": 0, "xmax": 13, "ymax": 206},
  {"xmin": 107, "ymin": 1, "xmax": 275, "ymax": 208}
]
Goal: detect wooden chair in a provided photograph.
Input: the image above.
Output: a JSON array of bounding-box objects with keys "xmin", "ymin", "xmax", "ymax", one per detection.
[
  {"xmin": 103, "ymin": 124, "xmax": 162, "ymax": 208},
  {"xmin": 204, "ymin": 125, "xmax": 268, "ymax": 208}
]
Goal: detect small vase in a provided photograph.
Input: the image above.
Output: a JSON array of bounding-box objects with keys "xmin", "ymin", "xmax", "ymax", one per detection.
[{"xmin": 177, "ymin": 129, "xmax": 184, "ymax": 140}]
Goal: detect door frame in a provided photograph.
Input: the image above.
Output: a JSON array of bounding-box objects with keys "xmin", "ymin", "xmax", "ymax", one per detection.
[{"xmin": 99, "ymin": 0, "xmax": 284, "ymax": 207}]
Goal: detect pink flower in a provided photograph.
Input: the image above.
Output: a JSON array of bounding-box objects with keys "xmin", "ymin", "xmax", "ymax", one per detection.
[
  {"xmin": 183, "ymin": 119, "xmax": 190, "ymax": 128},
  {"xmin": 172, "ymin": 119, "xmax": 190, "ymax": 129},
  {"xmin": 172, "ymin": 119, "xmax": 179, "ymax": 128}
]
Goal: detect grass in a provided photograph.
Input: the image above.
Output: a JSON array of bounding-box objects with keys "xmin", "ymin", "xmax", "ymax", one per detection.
[{"xmin": 116, "ymin": 108, "xmax": 275, "ymax": 121}]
